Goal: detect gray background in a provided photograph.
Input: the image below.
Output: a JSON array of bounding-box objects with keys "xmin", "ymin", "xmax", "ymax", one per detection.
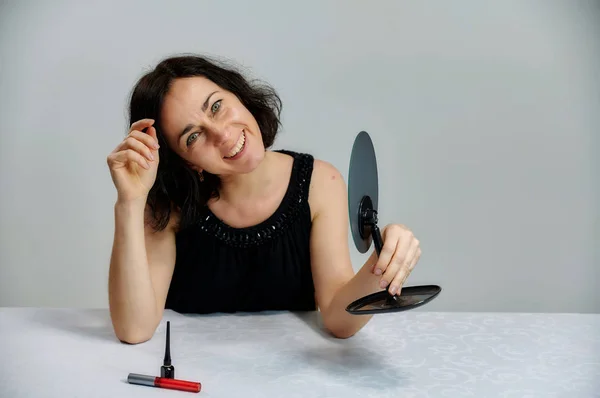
[{"xmin": 1, "ymin": 0, "xmax": 598, "ymax": 313}]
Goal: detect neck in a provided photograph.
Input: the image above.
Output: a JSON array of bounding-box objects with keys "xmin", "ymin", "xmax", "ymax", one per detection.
[{"xmin": 217, "ymin": 150, "xmax": 276, "ymax": 204}]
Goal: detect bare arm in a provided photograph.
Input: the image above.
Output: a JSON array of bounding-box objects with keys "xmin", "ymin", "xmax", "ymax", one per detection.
[
  {"xmin": 309, "ymin": 160, "xmax": 422, "ymax": 338},
  {"xmin": 308, "ymin": 160, "xmax": 383, "ymax": 338},
  {"xmin": 108, "ymin": 198, "xmax": 177, "ymax": 344}
]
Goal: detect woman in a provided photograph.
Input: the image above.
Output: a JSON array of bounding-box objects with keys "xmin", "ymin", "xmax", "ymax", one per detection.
[{"xmin": 106, "ymin": 54, "xmax": 421, "ymax": 344}]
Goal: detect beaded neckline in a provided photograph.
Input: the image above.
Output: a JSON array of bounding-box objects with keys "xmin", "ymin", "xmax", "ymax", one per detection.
[{"xmin": 194, "ymin": 150, "xmax": 313, "ymax": 248}]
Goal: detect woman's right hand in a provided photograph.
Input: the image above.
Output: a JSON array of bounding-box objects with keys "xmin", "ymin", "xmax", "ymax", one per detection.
[{"xmin": 107, "ymin": 119, "xmax": 160, "ymax": 203}]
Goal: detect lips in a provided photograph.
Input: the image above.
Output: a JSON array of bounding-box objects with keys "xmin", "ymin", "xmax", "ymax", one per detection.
[{"xmin": 224, "ymin": 131, "xmax": 246, "ymax": 158}]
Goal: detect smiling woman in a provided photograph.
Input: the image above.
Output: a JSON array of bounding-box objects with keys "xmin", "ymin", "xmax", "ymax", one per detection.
[
  {"xmin": 106, "ymin": 54, "xmax": 423, "ymax": 344},
  {"xmin": 126, "ymin": 56, "xmax": 282, "ymax": 233}
]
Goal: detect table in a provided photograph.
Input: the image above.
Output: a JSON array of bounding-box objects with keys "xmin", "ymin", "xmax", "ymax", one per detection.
[{"xmin": 0, "ymin": 307, "xmax": 598, "ymax": 397}]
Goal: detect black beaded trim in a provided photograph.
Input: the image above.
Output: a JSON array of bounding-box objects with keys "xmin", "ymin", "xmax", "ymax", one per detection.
[{"xmin": 196, "ymin": 150, "xmax": 313, "ymax": 248}]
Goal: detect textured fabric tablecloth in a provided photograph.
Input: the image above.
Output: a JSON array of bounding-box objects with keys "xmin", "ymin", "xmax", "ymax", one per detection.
[{"xmin": 0, "ymin": 307, "xmax": 598, "ymax": 397}]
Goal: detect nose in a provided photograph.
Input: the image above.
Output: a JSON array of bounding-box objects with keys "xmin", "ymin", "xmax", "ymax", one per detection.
[{"xmin": 210, "ymin": 124, "xmax": 232, "ymax": 147}]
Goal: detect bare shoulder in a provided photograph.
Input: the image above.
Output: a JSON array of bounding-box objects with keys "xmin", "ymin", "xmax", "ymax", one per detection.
[
  {"xmin": 312, "ymin": 158, "xmax": 344, "ymax": 178},
  {"xmin": 311, "ymin": 158, "xmax": 345, "ymax": 191},
  {"xmin": 309, "ymin": 158, "xmax": 347, "ymax": 218}
]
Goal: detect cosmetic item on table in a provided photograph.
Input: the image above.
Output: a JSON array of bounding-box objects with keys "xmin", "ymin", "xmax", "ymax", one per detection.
[
  {"xmin": 161, "ymin": 321, "xmax": 175, "ymax": 378},
  {"xmin": 126, "ymin": 320, "xmax": 201, "ymax": 393},
  {"xmin": 127, "ymin": 373, "xmax": 201, "ymax": 393}
]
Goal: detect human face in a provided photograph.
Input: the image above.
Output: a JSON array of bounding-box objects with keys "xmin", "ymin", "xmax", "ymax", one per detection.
[{"xmin": 160, "ymin": 76, "xmax": 265, "ymax": 176}]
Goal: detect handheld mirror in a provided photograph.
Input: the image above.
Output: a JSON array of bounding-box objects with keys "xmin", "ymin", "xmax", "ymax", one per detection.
[{"xmin": 346, "ymin": 131, "xmax": 441, "ymax": 315}]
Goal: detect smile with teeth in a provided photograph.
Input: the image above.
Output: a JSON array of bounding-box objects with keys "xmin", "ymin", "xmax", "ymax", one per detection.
[{"xmin": 224, "ymin": 131, "xmax": 246, "ymax": 158}]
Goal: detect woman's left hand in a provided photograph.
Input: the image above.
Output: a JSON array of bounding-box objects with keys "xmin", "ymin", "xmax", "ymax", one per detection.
[{"xmin": 372, "ymin": 224, "xmax": 421, "ymax": 296}]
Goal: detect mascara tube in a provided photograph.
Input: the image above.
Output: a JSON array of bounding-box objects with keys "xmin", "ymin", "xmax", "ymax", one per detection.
[{"xmin": 127, "ymin": 373, "xmax": 201, "ymax": 393}]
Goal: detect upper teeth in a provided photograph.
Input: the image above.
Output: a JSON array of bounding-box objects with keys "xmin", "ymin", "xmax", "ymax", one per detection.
[{"xmin": 226, "ymin": 132, "xmax": 245, "ymax": 158}]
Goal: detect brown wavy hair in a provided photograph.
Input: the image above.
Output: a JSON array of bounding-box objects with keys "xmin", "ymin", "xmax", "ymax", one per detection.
[{"xmin": 127, "ymin": 54, "xmax": 283, "ymax": 231}]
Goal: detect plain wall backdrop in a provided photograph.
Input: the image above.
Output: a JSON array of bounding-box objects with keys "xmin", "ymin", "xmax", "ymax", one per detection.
[{"xmin": 1, "ymin": 0, "xmax": 598, "ymax": 313}]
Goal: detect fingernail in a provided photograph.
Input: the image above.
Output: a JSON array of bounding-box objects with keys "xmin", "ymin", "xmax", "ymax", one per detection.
[
  {"xmin": 380, "ymin": 280, "xmax": 388, "ymax": 289},
  {"xmin": 389, "ymin": 286, "xmax": 397, "ymax": 295},
  {"xmin": 374, "ymin": 268, "xmax": 382, "ymax": 276},
  {"xmin": 149, "ymin": 153, "xmax": 154, "ymax": 160}
]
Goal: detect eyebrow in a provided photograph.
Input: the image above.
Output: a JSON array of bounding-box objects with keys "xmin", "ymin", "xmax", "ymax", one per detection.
[{"xmin": 178, "ymin": 90, "xmax": 219, "ymax": 141}]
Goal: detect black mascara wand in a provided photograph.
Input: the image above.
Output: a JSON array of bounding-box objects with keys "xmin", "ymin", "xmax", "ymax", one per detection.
[{"xmin": 160, "ymin": 321, "xmax": 175, "ymax": 378}]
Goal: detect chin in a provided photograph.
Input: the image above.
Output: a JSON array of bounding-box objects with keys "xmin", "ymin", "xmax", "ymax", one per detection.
[{"xmin": 241, "ymin": 147, "xmax": 266, "ymax": 173}]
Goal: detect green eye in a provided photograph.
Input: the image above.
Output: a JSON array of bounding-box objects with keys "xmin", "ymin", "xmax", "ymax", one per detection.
[
  {"xmin": 186, "ymin": 132, "xmax": 199, "ymax": 146},
  {"xmin": 211, "ymin": 100, "xmax": 221, "ymax": 113}
]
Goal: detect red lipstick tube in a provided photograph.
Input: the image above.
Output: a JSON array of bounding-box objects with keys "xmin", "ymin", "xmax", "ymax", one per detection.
[{"xmin": 127, "ymin": 373, "xmax": 201, "ymax": 393}]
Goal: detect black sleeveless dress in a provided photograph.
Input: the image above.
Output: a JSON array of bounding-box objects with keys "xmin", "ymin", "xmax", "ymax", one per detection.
[{"xmin": 164, "ymin": 150, "xmax": 317, "ymax": 314}]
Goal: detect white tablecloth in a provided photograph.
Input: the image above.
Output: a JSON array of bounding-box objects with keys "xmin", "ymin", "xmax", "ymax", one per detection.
[{"xmin": 0, "ymin": 307, "xmax": 598, "ymax": 397}]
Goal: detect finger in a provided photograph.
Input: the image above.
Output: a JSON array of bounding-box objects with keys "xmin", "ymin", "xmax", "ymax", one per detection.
[
  {"xmin": 129, "ymin": 118, "xmax": 155, "ymax": 133},
  {"xmin": 381, "ymin": 235, "xmax": 413, "ymax": 293},
  {"xmin": 389, "ymin": 239, "xmax": 420, "ymax": 296},
  {"xmin": 112, "ymin": 136, "xmax": 153, "ymax": 162},
  {"xmin": 109, "ymin": 148, "xmax": 150, "ymax": 170},
  {"xmin": 373, "ymin": 227, "xmax": 401, "ymax": 276},
  {"xmin": 120, "ymin": 135, "xmax": 156, "ymax": 162},
  {"xmin": 145, "ymin": 125, "xmax": 158, "ymax": 142},
  {"xmin": 373, "ymin": 241, "xmax": 396, "ymax": 277},
  {"xmin": 129, "ymin": 129, "xmax": 160, "ymax": 151},
  {"xmin": 145, "ymin": 126, "xmax": 160, "ymax": 159},
  {"xmin": 131, "ymin": 126, "xmax": 159, "ymax": 142},
  {"xmin": 396, "ymin": 248, "xmax": 421, "ymax": 297},
  {"xmin": 412, "ymin": 248, "xmax": 421, "ymax": 270},
  {"xmin": 114, "ymin": 130, "xmax": 158, "ymax": 153},
  {"xmin": 378, "ymin": 242, "xmax": 402, "ymax": 290}
]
